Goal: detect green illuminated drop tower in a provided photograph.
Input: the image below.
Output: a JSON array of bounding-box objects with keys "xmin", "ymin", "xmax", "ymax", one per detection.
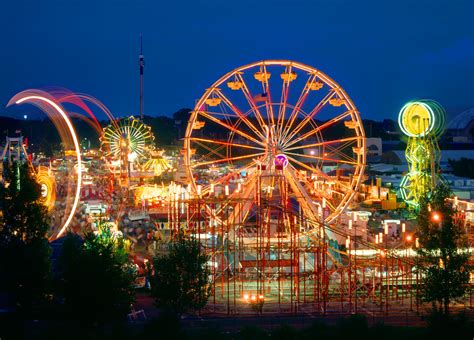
[{"xmin": 398, "ymin": 100, "xmax": 445, "ymax": 208}]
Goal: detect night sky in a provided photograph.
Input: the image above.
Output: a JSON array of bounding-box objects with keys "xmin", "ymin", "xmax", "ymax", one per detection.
[{"xmin": 1, "ymin": 0, "xmax": 473, "ymax": 120}]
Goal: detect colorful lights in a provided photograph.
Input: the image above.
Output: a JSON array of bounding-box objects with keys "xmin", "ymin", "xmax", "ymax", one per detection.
[
  {"xmin": 398, "ymin": 100, "xmax": 445, "ymax": 208},
  {"xmin": 184, "ymin": 60, "xmax": 366, "ymax": 230},
  {"xmin": 101, "ymin": 116, "xmax": 155, "ymax": 164},
  {"xmin": 398, "ymin": 101, "xmax": 435, "ymax": 137},
  {"xmin": 35, "ymin": 166, "xmax": 56, "ymax": 211},
  {"xmin": 243, "ymin": 293, "xmax": 264, "ymax": 303},
  {"xmin": 274, "ymin": 153, "xmax": 289, "ymax": 169},
  {"xmin": 11, "ymin": 93, "xmax": 82, "ymax": 239}
]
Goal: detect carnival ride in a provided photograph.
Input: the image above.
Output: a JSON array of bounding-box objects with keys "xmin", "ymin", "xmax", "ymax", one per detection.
[
  {"xmin": 398, "ymin": 100, "xmax": 445, "ymax": 208},
  {"xmin": 2, "ymin": 66, "xmax": 470, "ymax": 315},
  {"xmin": 100, "ymin": 116, "xmax": 155, "ymax": 183},
  {"xmin": 2, "ymin": 90, "xmax": 83, "ymax": 240},
  {"xmin": 144, "ymin": 149, "xmax": 172, "ymax": 176},
  {"xmin": 176, "ymin": 60, "xmax": 411, "ymax": 313},
  {"xmin": 184, "ymin": 60, "xmax": 366, "ymax": 226}
]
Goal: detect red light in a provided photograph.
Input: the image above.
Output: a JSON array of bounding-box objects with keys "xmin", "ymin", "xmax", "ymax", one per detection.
[
  {"xmin": 406, "ymin": 234, "xmax": 412, "ymax": 242},
  {"xmin": 431, "ymin": 212, "xmax": 441, "ymax": 222}
]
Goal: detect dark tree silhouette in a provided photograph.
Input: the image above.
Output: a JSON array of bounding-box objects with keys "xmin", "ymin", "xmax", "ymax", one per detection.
[
  {"xmin": 150, "ymin": 231, "xmax": 211, "ymax": 315},
  {"xmin": 58, "ymin": 223, "xmax": 136, "ymax": 326},
  {"xmin": 416, "ymin": 183, "xmax": 471, "ymax": 316},
  {"xmin": 0, "ymin": 162, "xmax": 52, "ymax": 315}
]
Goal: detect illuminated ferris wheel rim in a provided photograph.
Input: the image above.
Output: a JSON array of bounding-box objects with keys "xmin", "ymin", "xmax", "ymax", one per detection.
[
  {"xmin": 184, "ymin": 60, "xmax": 366, "ymax": 224},
  {"xmin": 100, "ymin": 116, "xmax": 155, "ymax": 160}
]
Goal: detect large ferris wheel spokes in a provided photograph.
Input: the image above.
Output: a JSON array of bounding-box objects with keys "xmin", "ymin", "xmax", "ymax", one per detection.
[{"xmin": 185, "ymin": 60, "xmax": 365, "ymax": 229}]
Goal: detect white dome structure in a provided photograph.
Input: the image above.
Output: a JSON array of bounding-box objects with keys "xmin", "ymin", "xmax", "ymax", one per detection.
[{"xmin": 447, "ymin": 108, "xmax": 474, "ymax": 130}]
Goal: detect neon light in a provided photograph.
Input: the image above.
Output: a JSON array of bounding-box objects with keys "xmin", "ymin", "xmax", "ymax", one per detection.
[
  {"xmin": 274, "ymin": 154, "xmax": 289, "ymax": 168},
  {"xmin": 398, "ymin": 101, "xmax": 435, "ymax": 137},
  {"xmin": 15, "ymin": 96, "xmax": 82, "ymax": 239},
  {"xmin": 398, "ymin": 100, "xmax": 445, "ymax": 207}
]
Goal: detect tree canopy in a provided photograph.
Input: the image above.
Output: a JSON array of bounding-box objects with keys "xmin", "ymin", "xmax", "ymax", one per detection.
[
  {"xmin": 0, "ymin": 162, "xmax": 51, "ymax": 314},
  {"xmin": 416, "ymin": 183, "xmax": 471, "ymax": 315},
  {"xmin": 58, "ymin": 223, "xmax": 136, "ymax": 325},
  {"xmin": 150, "ymin": 231, "xmax": 211, "ymax": 315}
]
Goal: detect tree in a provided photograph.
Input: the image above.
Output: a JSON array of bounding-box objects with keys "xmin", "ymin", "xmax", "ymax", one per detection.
[
  {"xmin": 150, "ymin": 231, "xmax": 211, "ymax": 315},
  {"xmin": 416, "ymin": 183, "xmax": 471, "ymax": 316},
  {"xmin": 448, "ymin": 158, "xmax": 474, "ymax": 179},
  {"xmin": 58, "ymin": 223, "xmax": 136, "ymax": 326},
  {"xmin": 0, "ymin": 162, "xmax": 51, "ymax": 315}
]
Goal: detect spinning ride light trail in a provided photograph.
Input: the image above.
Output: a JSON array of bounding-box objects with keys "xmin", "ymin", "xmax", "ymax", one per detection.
[
  {"xmin": 398, "ymin": 100, "xmax": 445, "ymax": 208},
  {"xmin": 7, "ymin": 90, "xmax": 83, "ymax": 240},
  {"xmin": 36, "ymin": 165, "xmax": 56, "ymax": 210}
]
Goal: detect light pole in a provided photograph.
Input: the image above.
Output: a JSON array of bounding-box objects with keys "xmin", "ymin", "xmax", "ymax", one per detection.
[{"xmin": 405, "ymin": 233, "xmax": 413, "ymax": 311}]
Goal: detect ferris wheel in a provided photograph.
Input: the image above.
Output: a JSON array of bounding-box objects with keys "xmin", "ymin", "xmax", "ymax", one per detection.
[
  {"xmin": 100, "ymin": 116, "xmax": 155, "ymax": 164},
  {"xmin": 184, "ymin": 60, "xmax": 366, "ymax": 232}
]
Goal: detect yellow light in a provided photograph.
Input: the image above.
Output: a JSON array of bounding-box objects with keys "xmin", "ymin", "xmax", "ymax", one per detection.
[
  {"xmin": 16, "ymin": 95, "xmax": 82, "ymax": 240},
  {"xmin": 398, "ymin": 102, "xmax": 435, "ymax": 137},
  {"xmin": 243, "ymin": 293, "xmax": 249, "ymax": 300},
  {"xmin": 406, "ymin": 234, "xmax": 412, "ymax": 242}
]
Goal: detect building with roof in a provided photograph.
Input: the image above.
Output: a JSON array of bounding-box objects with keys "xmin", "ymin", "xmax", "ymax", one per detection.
[{"xmin": 445, "ymin": 108, "xmax": 474, "ymax": 142}]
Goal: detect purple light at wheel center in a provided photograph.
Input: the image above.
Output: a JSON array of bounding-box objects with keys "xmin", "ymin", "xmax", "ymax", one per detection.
[{"xmin": 274, "ymin": 154, "xmax": 289, "ymax": 168}]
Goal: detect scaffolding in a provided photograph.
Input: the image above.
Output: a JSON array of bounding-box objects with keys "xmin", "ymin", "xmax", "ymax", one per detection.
[{"xmin": 163, "ymin": 176, "xmax": 446, "ymax": 315}]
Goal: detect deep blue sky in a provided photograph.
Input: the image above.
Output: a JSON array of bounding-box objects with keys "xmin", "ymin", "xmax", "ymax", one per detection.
[{"xmin": 1, "ymin": 0, "xmax": 473, "ymax": 120}]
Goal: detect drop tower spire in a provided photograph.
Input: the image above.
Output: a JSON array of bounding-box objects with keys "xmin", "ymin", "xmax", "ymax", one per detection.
[{"xmin": 139, "ymin": 34, "xmax": 145, "ymax": 120}]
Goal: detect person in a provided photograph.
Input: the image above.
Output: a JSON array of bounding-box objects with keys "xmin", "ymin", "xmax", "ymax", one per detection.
[{"xmin": 144, "ymin": 259, "xmax": 152, "ymax": 290}]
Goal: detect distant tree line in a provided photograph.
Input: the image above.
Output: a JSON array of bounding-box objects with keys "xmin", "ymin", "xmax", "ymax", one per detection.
[
  {"xmin": 0, "ymin": 114, "xmax": 401, "ymax": 154},
  {"xmin": 448, "ymin": 157, "xmax": 474, "ymax": 179}
]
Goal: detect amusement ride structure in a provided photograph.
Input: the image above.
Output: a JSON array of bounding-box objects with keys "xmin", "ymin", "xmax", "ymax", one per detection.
[
  {"xmin": 101, "ymin": 116, "xmax": 155, "ymax": 185},
  {"xmin": 1, "ymin": 59, "xmax": 471, "ymax": 315},
  {"xmin": 173, "ymin": 61, "xmax": 418, "ymax": 313},
  {"xmin": 398, "ymin": 100, "xmax": 445, "ymax": 208}
]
